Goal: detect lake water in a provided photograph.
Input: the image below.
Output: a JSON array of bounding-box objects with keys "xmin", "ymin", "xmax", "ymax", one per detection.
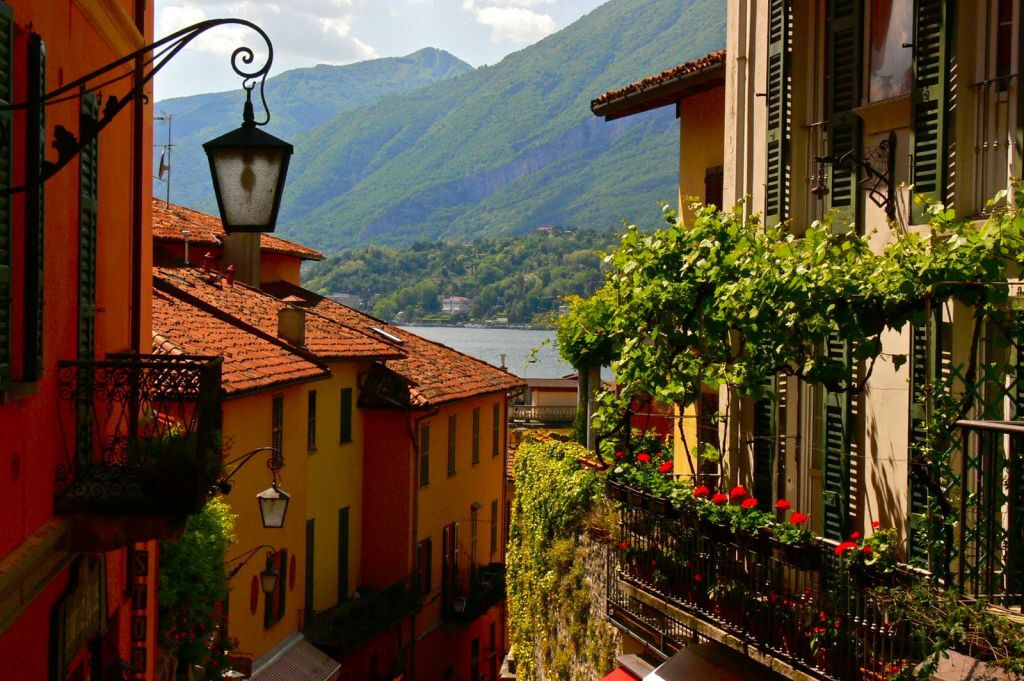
[{"xmin": 400, "ymin": 326, "xmax": 572, "ymax": 378}]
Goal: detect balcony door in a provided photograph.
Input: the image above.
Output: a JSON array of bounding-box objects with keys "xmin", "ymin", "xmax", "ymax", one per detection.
[{"xmin": 442, "ymin": 522, "xmax": 458, "ymax": 611}]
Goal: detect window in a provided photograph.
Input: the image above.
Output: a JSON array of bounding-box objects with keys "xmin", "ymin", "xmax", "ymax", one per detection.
[
  {"xmin": 339, "ymin": 387, "xmax": 353, "ymax": 443},
  {"xmin": 868, "ymin": 0, "xmax": 913, "ymax": 102},
  {"xmin": 416, "ymin": 538, "xmax": 432, "ymax": 596},
  {"xmin": 78, "ymin": 93, "xmax": 100, "ymax": 361},
  {"xmin": 447, "ymin": 414, "xmax": 457, "ymax": 476},
  {"xmin": 996, "ymin": 0, "xmax": 1014, "ymax": 81},
  {"xmin": 23, "ymin": 34, "xmax": 46, "ymax": 382},
  {"xmin": 420, "ymin": 423, "xmax": 430, "ymax": 487},
  {"xmin": 491, "ymin": 403, "xmax": 500, "ymax": 457},
  {"xmin": 304, "ymin": 519, "xmax": 315, "ymax": 614},
  {"xmin": 307, "ymin": 390, "xmax": 317, "ymax": 451},
  {"xmin": 472, "ymin": 407, "xmax": 481, "ymax": 465},
  {"xmin": 272, "ymin": 395, "xmax": 284, "ymax": 458},
  {"xmin": 490, "ymin": 499, "xmax": 498, "ymax": 555},
  {"xmin": 470, "ymin": 505, "xmax": 479, "ymax": 575},
  {"xmin": 442, "ymin": 522, "xmax": 458, "ymax": 613},
  {"xmin": 264, "ymin": 549, "xmax": 288, "ymax": 628},
  {"xmin": 338, "ymin": 507, "xmax": 350, "ymax": 601},
  {"xmin": 704, "ymin": 165, "xmax": 724, "ymax": 209}
]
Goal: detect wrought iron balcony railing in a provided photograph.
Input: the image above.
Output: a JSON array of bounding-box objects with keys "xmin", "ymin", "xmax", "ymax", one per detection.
[
  {"xmin": 610, "ymin": 498, "xmax": 932, "ymax": 680},
  {"xmin": 444, "ymin": 562, "xmax": 506, "ymax": 624},
  {"xmin": 509, "ymin": 405, "xmax": 577, "ymax": 425},
  {"xmin": 303, "ymin": 577, "xmax": 420, "ymax": 656},
  {"xmin": 55, "ymin": 354, "xmax": 223, "ymax": 517}
]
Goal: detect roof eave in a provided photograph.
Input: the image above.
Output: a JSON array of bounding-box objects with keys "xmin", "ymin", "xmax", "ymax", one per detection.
[{"xmin": 591, "ymin": 61, "xmax": 725, "ymax": 121}]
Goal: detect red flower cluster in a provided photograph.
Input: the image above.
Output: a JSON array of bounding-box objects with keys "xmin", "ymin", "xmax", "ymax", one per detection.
[
  {"xmin": 614, "ymin": 450, "xmax": 625, "ymax": 459},
  {"xmin": 694, "ymin": 485, "xmax": 710, "ymax": 498},
  {"xmin": 619, "ymin": 541, "xmax": 628, "ymax": 550},
  {"xmin": 730, "ymin": 485, "xmax": 748, "ymax": 501},
  {"xmin": 871, "ymin": 520, "xmax": 881, "ymax": 528},
  {"xmin": 850, "ymin": 531, "xmax": 860, "ymax": 540},
  {"xmin": 637, "ymin": 452, "xmax": 652, "ymax": 463},
  {"xmin": 834, "ymin": 541, "xmax": 858, "ymax": 556},
  {"xmin": 862, "ymin": 545, "xmax": 873, "ymax": 556},
  {"xmin": 776, "ymin": 499, "xmax": 792, "ymax": 512},
  {"xmin": 711, "ymin": 493, "xmax": 728, "ymax": 506},
  {"xmin": 741, "ymin": 498, "xmax": 758, "ymax": 510},
  {"xmin": 658, "ymin": 460, "xmax": 673, "ymax": 474},
  {"xmin": 790, "ymin": 512, "xmax": 809, "ymax": 525}
]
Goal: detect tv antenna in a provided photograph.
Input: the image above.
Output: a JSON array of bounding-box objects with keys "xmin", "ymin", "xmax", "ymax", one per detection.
[{"xmin": 155, "ymin": 113, "xmax": 173, "ymax": 204}]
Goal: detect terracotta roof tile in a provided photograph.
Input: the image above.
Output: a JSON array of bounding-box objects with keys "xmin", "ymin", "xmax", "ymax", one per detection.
[
  {"xmin": 152, "ymin": 289, "xmax": 327, "ymax": 395},
  {"xmin": 591, "ymin": 50, "xmax": 726, "ymax": 119},
  {"xmin": 152, "ymin": 200, "xmax": 324, "ymax": 261},
  {"xmin": 262, "ymin": 282, "xmax": 526, "ymax": 407},
  {"xmin": 154, "ymin": 267, "xmax": 404, "ymax": 362}
]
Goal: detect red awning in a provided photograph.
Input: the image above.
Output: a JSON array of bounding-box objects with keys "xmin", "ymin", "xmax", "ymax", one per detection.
[{"xmin": 601, "ymin": 668, "xmax": 640, "ymax": 681}]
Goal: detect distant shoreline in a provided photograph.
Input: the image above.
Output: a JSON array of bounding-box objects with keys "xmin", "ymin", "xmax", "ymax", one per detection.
[{"xmin": 397, "ymin": 322, "xmax": 557, "ymax": 331}]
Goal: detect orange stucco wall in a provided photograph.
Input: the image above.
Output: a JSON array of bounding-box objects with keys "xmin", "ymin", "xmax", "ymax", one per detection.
[{"xmin": 0, "ymin": 0, "xmax": 156, "ymax": 679}]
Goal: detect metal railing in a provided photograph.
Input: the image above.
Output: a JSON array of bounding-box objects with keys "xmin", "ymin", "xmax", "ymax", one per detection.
[
  {"xmin": 509, "ymin": 405, "xmax": 577, "ymax": 424},
  {"xmin": 444, "ymin": 561, "xmax": 506, "ymax": 624},
  {"xmin": 303, "ymin": 577, "xmax": 420, "ymax": 657},
  {"xmin": 972, "ymin": 74, "xmax": 1018, "ymax": 214},
  {"xmin": 611, "ymin": 500, "xmax": 931, "ymax": 680},
  {"xmin": 55, "ymin": 354, "xmax": 222, "ymax": 516}
]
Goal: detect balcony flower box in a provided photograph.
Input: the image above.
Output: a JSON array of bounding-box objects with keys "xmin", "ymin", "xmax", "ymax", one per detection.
[
  {"xmin": 770, "ymin": 538, "xmax": 820, "ymax": 570},
  {"xmin": 625, "ymin": 486, "xmax": 647, "ymax": 510},
  {"xmin": 646, "ymin": 492, "xmax": 678, "ymax": 518},
  {"xmin": 606, "ymin": 478, "xmax": 627, "ymax": 502},
  {"xmin": 734, "ymin": 527, "xmax": 772, "ymax": 555},
  {"xmin": 699, "ymin": 518, "xmax": 733, "ymax": 544}
]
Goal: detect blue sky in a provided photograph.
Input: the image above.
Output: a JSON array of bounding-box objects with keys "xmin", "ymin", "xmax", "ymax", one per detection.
[{"xmin": 154, "ymin": 0, "xmax": 608, "ymax": 101}]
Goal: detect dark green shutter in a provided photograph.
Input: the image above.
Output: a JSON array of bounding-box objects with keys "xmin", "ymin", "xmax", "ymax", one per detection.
[
  {"xmin": 0, "ymin": 2, "xmax": 13, "ymax": 383},
  {"xmin": 472, "ymin": 407, "xmax": 480, "ymax": 464},
  {"xmin": 910, "ymin": 0, "xmax": 952, "ymax": 224},
  {"xmin": 339, "ymin": 387, "xmax": 352, "ymax": 443},
  {"xmin": 752, "ymin": 376, "xmax": 777, "ymax": 510},
  {"xmin": 337, "ymin": 507, "xmax": 349, "ymax": 602},
  {"xmin": 764, "ymin": 0, "xmax": 791, "ymax": 227},
  {"xmin": 25, "ymin": 34, "xmax": 46, "ymax": 381},
  {"xmin": 907, "ymin": 317, "xmax": 934, "ymax": 560},
  {"xmin": 822, "ymin": 333, "xmax": 852, "ymax": 540},
  {"xmin": 78, "ymin": 93, "xmax": 100, "ymax": 361},
  {"xmin": 304, "ymin": 519, "xmax": 315, "ymax": 614},
  {"xmin": 826, "ymin": 0, "xmax": 864, "ymax": 233}
]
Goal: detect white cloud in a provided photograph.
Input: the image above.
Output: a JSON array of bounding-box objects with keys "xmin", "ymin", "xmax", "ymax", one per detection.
[{"xmin": 472, "ymin": 5, "xmax": 557, "ymax": 43}]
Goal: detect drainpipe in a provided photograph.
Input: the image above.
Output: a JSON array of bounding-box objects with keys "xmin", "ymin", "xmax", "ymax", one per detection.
[{"xmin": 131, "ymin": 0, "xmax": 147, "ymax": 351}]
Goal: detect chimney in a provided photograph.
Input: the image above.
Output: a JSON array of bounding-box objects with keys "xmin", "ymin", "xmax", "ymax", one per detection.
[
  {"xmin": 278, "ymin": 296, "xmax": 306, "ymax": 347},
  {"xmin": 181, "ymin": 229, "xmax": 192, "ymax": 265},
  {"xmin": 225, "ymin": 265, "xmax": 236, "ymax": 287},
  {"xmin": 223, "ymin": 232, "xmax": 261, "ymax": 287}
]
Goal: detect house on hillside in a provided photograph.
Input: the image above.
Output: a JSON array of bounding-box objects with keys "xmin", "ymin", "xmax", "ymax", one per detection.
[
  {"xmin": 443, "ymin": 295, "xmax": 473, "ymax": 315},
  {"xmin": 584, "ymin": 2, "xmax": 1024, "ymax": 680}
]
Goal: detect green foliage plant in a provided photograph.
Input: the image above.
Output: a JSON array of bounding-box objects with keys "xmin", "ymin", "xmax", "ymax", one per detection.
[
  {"xmin": 507, "ymin": 434, "xmax": 617, "ymax": 681},
  {"xmin": 159, "ymin": 498, "xmax": 237, "ymax": 678}
]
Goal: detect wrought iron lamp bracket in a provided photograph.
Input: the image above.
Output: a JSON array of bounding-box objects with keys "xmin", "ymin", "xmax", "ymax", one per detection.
[
  {"xmin": 814, "ymin": 131, "xmax": 898, "ymax": 222},
  {"xmin": 0, "ymin": 18, "xmax": 275, "ymax": 195},
  {"xmin": 216, "ymin": 444, "xmax": 283, "ymax": 494}
]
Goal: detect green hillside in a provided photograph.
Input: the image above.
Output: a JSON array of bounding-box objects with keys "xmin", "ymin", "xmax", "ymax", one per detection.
[
  {"xmin": 153, "ymin": 48, "xmax": 473, "ymax": 209},
  {"xmin": 303, "ymin": 229, "xmax": 620, "ymax": 324},
  {"xmin": 279, "ymin": 0, "xmax": 725, "ymax": 251}
]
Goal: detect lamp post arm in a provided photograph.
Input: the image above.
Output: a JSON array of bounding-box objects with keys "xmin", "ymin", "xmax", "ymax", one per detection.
[
  {"xmin": 218, "ymin": 445, "xmax": 282, "ymax": 490},
  {"xmin": 226, "ymin": 544, "xmax": 277, "ymax": 579},
  {"xmin": 0, "ymin": 18, "xmax": 275, "ymax": 196}
]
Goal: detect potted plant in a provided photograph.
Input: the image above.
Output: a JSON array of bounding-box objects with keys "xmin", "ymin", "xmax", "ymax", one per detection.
[
  {"xmin": 732, "ymin": 497, "xmax": 773, "ymax": 553},
  {"xmin": 833, "ymin": 521, "xmax": 902, "ymax": 587},
  {"xmin": 698, "ymin": 490, "xmax": 735, "ymax": 543},
  {"xmin": 770, "ymin": 501, "xmax": 818, "ymax": 569}
]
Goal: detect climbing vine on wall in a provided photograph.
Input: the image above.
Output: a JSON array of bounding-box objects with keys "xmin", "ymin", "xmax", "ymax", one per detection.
[{"xmin": 507, "ymin": 435, "xmax": 618, "ymax": 681}]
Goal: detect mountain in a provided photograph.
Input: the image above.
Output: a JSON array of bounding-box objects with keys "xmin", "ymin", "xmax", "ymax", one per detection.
[
  {"xmin": 153, "ymin": 48, "xmax": 473, "ymax": 208},
  {"xmin": 276, "ymin": 0, "xmax": 725, "ymax": 251}
]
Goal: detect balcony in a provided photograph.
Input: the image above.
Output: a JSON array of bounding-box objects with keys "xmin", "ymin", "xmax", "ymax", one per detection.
[
  {"xmin": 509, "ymin": 404, "xmax": 577, "ymax": 426},
  {"xmin": 608, "ymin": 495, "xmax": 932, "ymax": 680},
  {"xmin": 55, "ymin": 354, "xmax": 223, "ymax": 549},
  {"xmin": 303, "ymin": 578, "xmax": 420, "ymax": 657},
  {"xmin": 444, "ymin": 562, "xmax": 506, "ymax": 625}
]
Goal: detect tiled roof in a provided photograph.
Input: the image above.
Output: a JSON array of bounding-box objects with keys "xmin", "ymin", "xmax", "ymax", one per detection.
[
  {"xmin": 591, "ymin": 50, "xmax": 726, "ymax": 120},
  {"xmin": 152, "ymin": 288, "xmax": 327, "ymax": 395},
  {"xmin": 262, "ymin": 281, "xmax": 526, "ymax": 407},
  {"xmin": 152, "ymin": 200, "xmax": 325, "ymax": 261},
  {"xmin": 154, "ymin": 267, "xmax": 405, "ymax": 362}
]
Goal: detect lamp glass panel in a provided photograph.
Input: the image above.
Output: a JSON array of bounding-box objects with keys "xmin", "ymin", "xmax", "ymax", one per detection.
[
  {"xmin": 209, "ymin": 147, "xmax": 286, "ymax": 229},
  {"xmin": 260, "ymin": 567, "xmax": 279, "ymax": 594},
  {"xmin": 257, "ymin": 488, "xmax": 289, "ymax": 529}
]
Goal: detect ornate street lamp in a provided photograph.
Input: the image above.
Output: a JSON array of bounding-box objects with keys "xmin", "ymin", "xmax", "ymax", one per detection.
[
  {"xmin": 217, "ymin": 445, "xmax": 292, "ymax": 529},
  {"xmin": 256, "ymin": 482, "xmax": 290, "ymax": 529},
  {"xmin": 259, "ymin": 565, "xmax": 280, "ymax": 595}
]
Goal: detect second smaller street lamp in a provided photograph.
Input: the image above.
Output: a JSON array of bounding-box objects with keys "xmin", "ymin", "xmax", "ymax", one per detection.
[
  {"xmin": 259, "ymin": 565, "xmax": 280, "ymax": 595},
  {"xmin": 257, "ymin": 482, "xmax": 290, "ymax": 529},
  {"xmin": 203, "ymin": 88, "xmax": 293, "ymax": 234}
]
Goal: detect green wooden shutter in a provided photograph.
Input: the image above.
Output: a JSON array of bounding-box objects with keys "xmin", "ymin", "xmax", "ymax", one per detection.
[
  {"xmin": 907, "ymin": 317, "xmax": 934, "ymax": 561},
  {"xmin": 910, "ymin": 0, "xmax": 952, "ymax": 224},
  {"xmin": 304, "ymin": 519, "xmax": 315, "ymax": 614},
  {"xmin": 78, "ymin": 93, "xmax": 100, "ymax": 361},
  {"xmin": 472, "ymin": 407, "xmax": 480, "ymax": 465},
  {"xmin": 339, "ymin": 387, "xmax": 352, "ymax": 443},
  {"xmin": 337, "ymin": 507, "xmax": 349, "ymax": 602},
  {"xmin": 826, "ymin": 0, "xmax": 864, "ymax": 233},
  {"xmin": 752, "ymin": 376, "xmax": 777, "ymax": 510},
  {"xmin": 764, "ymin": 0, "xmax": 791, "ymax": 227},
  {"xmin": 25, "ymin": 35, "xmax": 46, "ymax": 381},
  {"xmin": 0, "ymin": 2, "xmax": 13, "ymax": 383},
  {"xmin": 822, "ymin": 333, "xmax": 852, "ymax": 540}
]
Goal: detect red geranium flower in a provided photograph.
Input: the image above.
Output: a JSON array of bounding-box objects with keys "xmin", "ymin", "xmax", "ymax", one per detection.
[
  {"xmin": 862, "ymin": 545, "xmax": 873, "ymax": 556},
  {"xmin": 637, "ymin": 452, "xmax": 652, "ymax": 463},
  {"xmin": 741, "ymin": 498, "xmax": 758, "ymax": 510},
  {"xmin": 694, "ymin": 485, "xmax": 710, "ymax": 498},
  {"xmin": 614, "ymin": 450, "xmax": 625, "ymax": 459},
  {"xmin": 730, "ymin": 485, "xmax": 748, "ymax": 501},
  {"xmin": 871, "ymin": 520, "xmax": 881, "ymax": 529},
  {"xmin": 712, "ymin": 493, "xmax": 728, "ymax": 506},
  {"xmin": 619, "ymin": 541, "xmax": 628, "ymax": 550},
  {"xmin": 658, "ymin": 460, "xmax": 673, "ymax": 474},
  {"xmin": 834, "ymin": 541, "xmax": 857, "ymax": 556},
  {"xmin": 693, "ymin": 573, "xmax": 702, "ymax": 582},
  {"xmin": 850, "ymin": 531, "xmax": 860, "ymax": 540},
  {"xmin": 776, "ymin": 499, "xmax": 792, "ymax": 512},
  {"xmin": 790, "ymin": 512, "xmax": 809, "ymax": 525}
]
